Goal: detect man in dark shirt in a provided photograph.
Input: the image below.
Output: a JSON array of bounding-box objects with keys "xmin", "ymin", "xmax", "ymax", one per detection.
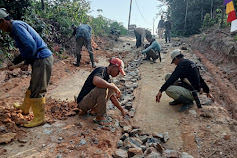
[
  {"xmin": 164, "ymin": 16, "xmax": 172, "ymax": 43},
  {"xmin": 156, "ymin": 49, "xmax": 214, "ymax": 112},
  {"xmin": 71, "ymin": 24, "xmax": 96, "ymax": 68},
  {"xmin": 77, "ymin": 58, "xmax": 128, "ymax": 125}
]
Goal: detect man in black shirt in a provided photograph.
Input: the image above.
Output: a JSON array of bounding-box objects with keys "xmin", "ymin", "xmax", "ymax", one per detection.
[
  {"xmin": 156, "ymin": 49, "xmax": 214, "ymax": 112},
  {"xmin": 164, "ymin": 16, "xmax": 171, "ymax": 43},
  {"xmin": 77, "ymin": 58, "xmax": 128, "ymax": 125}
]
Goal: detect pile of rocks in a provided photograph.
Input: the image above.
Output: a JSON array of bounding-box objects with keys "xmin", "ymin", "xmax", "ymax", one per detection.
[
  {"xmin": 109, "ymin": 59, "xmax": 142, "ymax": 118},
  {"xmin": 0, "ymin": 107, "xmax": 30, "ymax": 144},
  {"xmin": 111, "ymin": 58, "xmax": 193, "ymax": 158},
  {"xmin": 46, "ymin": 99, "xmax": 79, "ymax": 120},
  {"xmin": 114, "ymin": 123, "xmax": 193, "ymax": 158}
]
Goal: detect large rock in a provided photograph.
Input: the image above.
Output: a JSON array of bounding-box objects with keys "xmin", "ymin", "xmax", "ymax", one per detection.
[
  {"xmin": 152, "ymin": 132, "xmax": 163, "ymax": 139},
  {"xmin": 122, "ymin": 126, "xmax": 133, "ymax": 133},
  {"xmin": 146, "ymin": 137, "xmax": 161, "ymax": 144},
  {"xmin": 151, "ymin": 143, "xmax": 164, "ymax": 154},
  {"xmin": 161, "ymin": 132, "xmax": 169, "ymax": 143},
  {"xmin": 117, "ymin": 140, "xmax": 123, "ymax": 148},
  {"xmin": 181, "ymin": 152, "xmax": 193, "ymax": 158},
  {"xmin": 0, "ymin": 133, "xmax": 16, "ymax": 144},
  {"xmin": 163, "ymin": 149, "xmax": 181, "ymax": 158},
  {"xmin": 114, "ymin": 149, "xmax": 128, "ymax": 158},
  {"xmin": 128, "ymin": 148, "xmax": 143, "ymax": 157},
  {"xmin": 119, "ymin": 120, "xmax": 129, "ymax": 127},
  {"xmin": 139, "ymin": 135, "xmax": 148, "ymax": 143},
  {"xmin": 124, "ymin": 137, "xmax": 143, "ymax": 148},
  {"xmin": 129, "ymin": 129, "xmax": 142, "ymax": 136},
  {"xmin": 144, "ymin": 147, "xmax": 162, "ymax": 158},
  {"xmin": 120, "ymin": 133, "xmax": 129, "ymax": 141},
  {"xmin": 125, "ymin": 102, "xmax": 133, "ymax": 110}
]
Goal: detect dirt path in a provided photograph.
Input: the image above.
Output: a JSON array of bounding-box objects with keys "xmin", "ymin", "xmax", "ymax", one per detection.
[
  {"xmin": 1, "ymin": 36, "xmax": 237, "ymax": 158},
  {"xmin": 133, "ymin": 40, "xmax": 185, "ymax": 150}
]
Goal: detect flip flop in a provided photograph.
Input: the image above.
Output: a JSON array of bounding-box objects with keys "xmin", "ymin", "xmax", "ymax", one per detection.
[{"xmin": 93, "ymin": 118, "xmax": 111, "ymax": 127}]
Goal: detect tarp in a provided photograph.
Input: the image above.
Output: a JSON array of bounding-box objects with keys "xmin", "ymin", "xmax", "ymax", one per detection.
[{"xmin": 230, "ymin": 19, "xmax": 237, "ymax": 32}]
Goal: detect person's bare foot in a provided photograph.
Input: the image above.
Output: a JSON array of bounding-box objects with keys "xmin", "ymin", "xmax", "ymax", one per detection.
[{"xmin": 90, "ymin": 108, "xmax": 97, "ymax": 115}]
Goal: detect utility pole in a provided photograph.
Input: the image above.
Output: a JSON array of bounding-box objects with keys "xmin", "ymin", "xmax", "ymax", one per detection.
[
  {"xmin": 128, "ymin": 0, "xmax": 133, "ymax": 29},
  {"xmin": 153, "ymin": 18, "xmax": 155, "ymax": 35}
]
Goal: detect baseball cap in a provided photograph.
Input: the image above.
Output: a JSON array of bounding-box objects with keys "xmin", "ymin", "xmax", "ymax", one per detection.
[
  {"xmin": 109, "ymin": 58, "xmax": 126, "ymax": 76},
  {"xmin": 170, "ymin": 49, "xmax": 181, "ymax": 64},
  {"xmin": 0, "ymin": 8, "xmax": 9, "ymax": 19}
]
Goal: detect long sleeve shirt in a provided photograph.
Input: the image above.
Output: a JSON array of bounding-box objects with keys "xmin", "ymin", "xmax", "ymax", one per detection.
[
  {"xmin": 142, "ymin": 39, "xmax": 161, "ymax": 55},
  {"xmin": 72, "ymin": 24, "xmax": 92, "ymax": 41},
  {"xmin": 11, "ymin": 20, "xmax": 52, "ymax": 61},
  {"xmin": 134, "ymin": 28, "xmax": 149, "ymax": 45},
  {"xmin": 160, "ymin": 59, "xmax": 209, "ymax": 93}
]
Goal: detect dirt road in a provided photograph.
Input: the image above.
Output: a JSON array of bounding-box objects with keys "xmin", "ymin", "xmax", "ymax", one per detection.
[
  {"xmin": 1, "ymin": 36, "xmax": 237, "ymax": 158},
  {"xmin": 133, "ymin": 40, "xmax": 185, "ymax": 150}
]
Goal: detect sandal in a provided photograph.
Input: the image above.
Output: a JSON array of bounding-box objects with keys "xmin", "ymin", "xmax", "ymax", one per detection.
[
  {"xmin": 88, "ymin": 112, "xmax": 97, "ymax": 116},
  {"xmin": 93, "ymin": 118, "xmax": 111, "ymax": 127}
]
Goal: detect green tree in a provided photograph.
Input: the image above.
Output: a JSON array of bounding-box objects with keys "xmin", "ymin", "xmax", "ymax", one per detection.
[
  {"xmin": 0, "ymin": 0, "xmax": 32, "ymax": 20},
  {"xmin": 158, "ymin": 0, "xmax": 224, "ymax": 36}
]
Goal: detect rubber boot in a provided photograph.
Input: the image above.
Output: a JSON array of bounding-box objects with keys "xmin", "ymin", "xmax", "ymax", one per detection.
[
  {"xmin": 74, "ymin": 54, "xmax": 81, "ymax": 67},
  {"xmin": 176, "ymin": 95, "xmax": 194, "ymax": 112},
  {"xmin": 89, "ymin": 54, "xmax": 96, "ymax": 68},
  {"xmin": 169, "ymin": 100, "xmax": 181, "ymax": 106},
  {"xmin": 24, "ymin": 97, "xmax": 46, "ymax": 128},
  {"xmin": 13, "ymin": 89, "xmax": 31, "ymax": 115}
]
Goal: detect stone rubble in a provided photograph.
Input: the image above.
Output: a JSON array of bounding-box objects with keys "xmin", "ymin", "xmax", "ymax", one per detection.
[{"xmin": 113, "ymin": 59, "xmax": 193, "ymax": 158}]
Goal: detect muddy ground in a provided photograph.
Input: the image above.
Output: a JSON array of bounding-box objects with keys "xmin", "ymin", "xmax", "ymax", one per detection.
[{"xmin": 0, "ymin": 34, "xmax": 237, "ymax": 158}]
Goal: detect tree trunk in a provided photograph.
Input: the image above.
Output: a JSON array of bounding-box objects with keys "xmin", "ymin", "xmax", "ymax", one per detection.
[
  {"xmin": 201, "ymin": 0, "xmax": 204, "ymax": 22},
  {"xmin": 184, "ymin": 0, "xmax": 189, "ymax": 30},
  {"xmin": 41, "ymin": 0, "xmax": 45, "ymax": 10},
  {"xmin": 210, "ymin": 0, "xmax": 213, "ymax": 19},
  {"xmin": 220, "ymin": 5, "xmax": 225, "ymax": 29}
]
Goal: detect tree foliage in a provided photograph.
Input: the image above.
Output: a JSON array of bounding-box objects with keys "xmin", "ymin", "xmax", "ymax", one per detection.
[
  {"xmin": 158, "ymin": 0, "xmax": 226, "ymax": 36},
  {"xmin": 0, "ymin": 0, "xmax": 32, "ymax": 20},
  {"xmin": 0, "ymin": 0, "xmax": 128, "ymax": 64}
]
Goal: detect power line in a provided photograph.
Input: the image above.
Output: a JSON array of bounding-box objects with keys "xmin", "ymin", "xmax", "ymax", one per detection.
[{"xmin": 134, "ymin": 0, "xmax": 152, "ymax": 25}]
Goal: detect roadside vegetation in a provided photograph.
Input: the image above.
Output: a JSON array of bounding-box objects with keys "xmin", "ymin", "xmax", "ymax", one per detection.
[
  {"xmin": 0, "ymin": 0, "xmax": 128, "ymax": 66},
  {"xmin": 158, "ymin": 0, "xmax": 231, "ymax": 36}
]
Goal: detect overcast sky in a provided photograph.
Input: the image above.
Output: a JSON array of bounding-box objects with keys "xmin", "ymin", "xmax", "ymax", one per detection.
[{"xmin": 88, "ymin": 0, "xmax": 165, "ymax": 34}]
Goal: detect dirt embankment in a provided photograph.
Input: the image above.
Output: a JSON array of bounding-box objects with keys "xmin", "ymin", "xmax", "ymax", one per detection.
[{"xmin": 186, "ymin": 29, "xmax": 237, "ymax": 120}]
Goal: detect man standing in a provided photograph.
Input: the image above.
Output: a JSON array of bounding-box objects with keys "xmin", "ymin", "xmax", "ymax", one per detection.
[
  {"xmin": 142, "ymin": 34, "xmax": 161, "ymax": 63},
  {"xmin": 71, "ymin": 24, "xmax": 96, "ymax": 68},
  {"xmin": 0, "ymin": 8, "xmax": 53, "ymax": 127},
  {"xmin": 157, "ymin": 15, "xmax": 165, "ymax": 39},
  {"xmin": 156, "ymin": 49, "xmax": 214, "ymax": 112},
  {"xmin": 134, "ymin": 27, "xmax": 151, "ymax": 48},
  {"xmin": 77, "ymin": 58, "xmax": 128, "ymax": 126},
  {"xmin": 164, "ymin": 16, "xmax": 172, "ymax": 43}
]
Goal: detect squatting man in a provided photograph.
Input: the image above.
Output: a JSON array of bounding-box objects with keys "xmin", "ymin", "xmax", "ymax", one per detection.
[
  {"xmin": 156, "ymin": 49, "xmax": 214, "ymax": 112},
  {"xmin": 76, "ymin": 58, "xmax": 129, "ymax": 126}
]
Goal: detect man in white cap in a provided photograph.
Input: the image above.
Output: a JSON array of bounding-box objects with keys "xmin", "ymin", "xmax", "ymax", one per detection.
[
  {"xmin": 0, "ymin": 8, "xmax": 53, "ymax": 127},
  {"xmin": 156, "ymin": 49, "xmax": 213, "ymax": 112},
  {"xmin": 76, "ymin": 57, "xmax": 128, "ymax": 126}
]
